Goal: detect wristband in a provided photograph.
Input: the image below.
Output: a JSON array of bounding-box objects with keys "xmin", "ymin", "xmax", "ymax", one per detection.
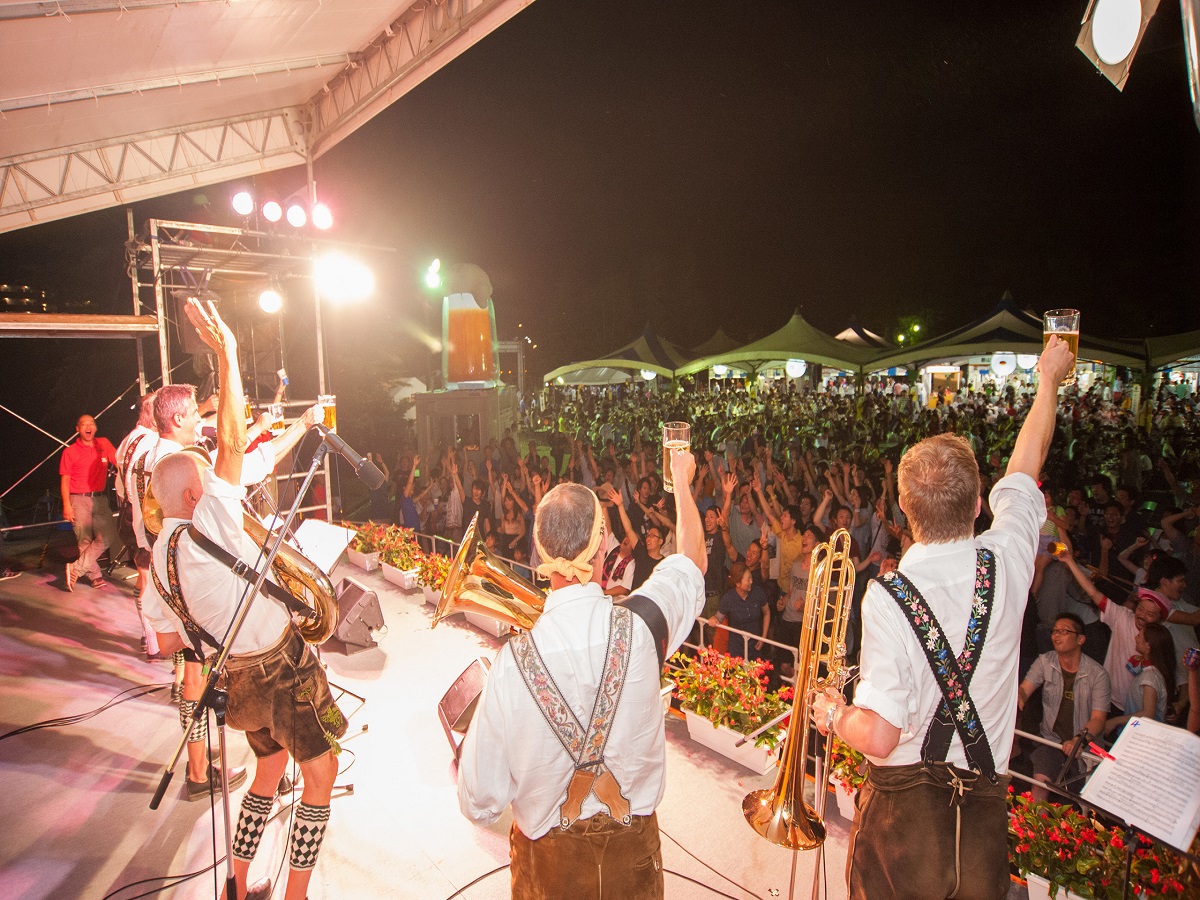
[{"xmin": 825, "ymin": 704, "xmax": 839, "ymax": 737}]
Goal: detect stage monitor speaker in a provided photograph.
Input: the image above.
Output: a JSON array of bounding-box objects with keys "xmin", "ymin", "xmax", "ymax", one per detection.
[
  {"xmin": 331, "ymin": 577, "xmax": 385, "ymax": 654},
  {"xmin": 438, "ymin": 657, "xmax": 491, "ymax": 762},
  {"xmin": 171, "ymin": 289, "xmax": 221, "ymax": 356}
]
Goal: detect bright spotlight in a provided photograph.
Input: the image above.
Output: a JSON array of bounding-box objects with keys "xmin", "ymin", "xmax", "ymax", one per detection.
[
  {"xmin": 258, "ymin": 289, "xmax": 283, "ymax": 314},
  {"xmin": 424, "ymin": 259, "xmax": 442, "ymax": 289},
  {"xmin": 311, "ymin": 203, "xmax": 333, "ymax": 230},
  {"xmin": 640, "ymin": 369, "xmax": 657, "ymax": 381},
  {"xmin": 314, "ymin": 252, "xmax": 374, "ymax": 303},
  {"xmin": 1077, "ymin": 0, "xmax": 1157, "ymax": 90},
  {"xmin": 232, "ymin": 191, "xmax": 254, "ymax": 216},
  {"xmin": 262, "ymin": 201, "xmax": 282, "ymax": 223},
  {"xmin": 286, "ymin": 204, "xmax": 307, "ymax": 228}
]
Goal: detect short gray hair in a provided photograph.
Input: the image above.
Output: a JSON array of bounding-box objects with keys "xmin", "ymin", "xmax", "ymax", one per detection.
[
  {"xmin": 154, "ymin": 384, "xmax": 196, "ymax": 434},
  {"xmin": 535, "ymin": 483, "xmax": 599, "ymax": 561}
]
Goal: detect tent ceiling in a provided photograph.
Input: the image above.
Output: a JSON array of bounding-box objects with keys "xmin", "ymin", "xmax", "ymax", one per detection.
[{"xmin": 0, "ymin": 0, "xmax": 532, "ymax": 232}]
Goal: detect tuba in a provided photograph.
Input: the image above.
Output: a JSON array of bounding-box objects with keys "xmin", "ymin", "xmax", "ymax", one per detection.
[
  {"xmin": 742, "ymin": 528, "xmax": 856, "ymax": 851},
  {"xmin": 142, "ymin": 445, "xmax": 338, "ymax": 645},
  {"xmin": 433, "ymin": 514, "xmax": 545, "ymax": 632}
]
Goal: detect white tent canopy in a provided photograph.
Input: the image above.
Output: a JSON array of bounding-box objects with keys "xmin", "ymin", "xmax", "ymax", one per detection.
[
  {"xmin": 544, "ymin": 325, "xmax": 694, "ymax": 385},
  {"xmin": 1, "ymin": 0, "xmax": 532, "ymax": 232}
]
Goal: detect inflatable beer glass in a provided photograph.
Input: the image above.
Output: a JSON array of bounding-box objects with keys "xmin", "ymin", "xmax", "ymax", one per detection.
[{"xmin": 441, "ymin": 263, "xmax": 499, "ymax": 389}]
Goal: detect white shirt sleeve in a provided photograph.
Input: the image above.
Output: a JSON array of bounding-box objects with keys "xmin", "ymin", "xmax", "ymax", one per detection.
[
  {"xmin": 457, "ymin": 649, "xmax": 517, "ymax": 826},
  {"xmin": 853, "ymin": 581, "xmax": 916, "ymax": 731}
]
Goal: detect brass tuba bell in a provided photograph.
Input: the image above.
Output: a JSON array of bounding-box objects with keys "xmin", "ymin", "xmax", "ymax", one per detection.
[
  {"xmin": 433, "ymin": 514, "xmax": 545, "ymax": 632},
  {"xmin": 142, "ymin": 445, "xmax": 338, "ymax": 645},
  {"xmin": 742, "ymin": 528, "xmax": 856, "ymax": 851}
]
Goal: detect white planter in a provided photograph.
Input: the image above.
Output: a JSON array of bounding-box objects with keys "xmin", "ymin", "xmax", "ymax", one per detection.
[
  {"xmin": 1024, "ymin": 873, "xmax": 1086, "ymax": 900},
  {"xmin": 422, "ymin": 584, "xmax": 441, "ymax": 607},
  {"xmin": 830, "ymin": 780, "xmax": 857, "ymax": 821},
  {"xmin": 682, "ymin": 708, "xmax": 777, "ymax": 775},
  {"xmin": 464, "ymin": 610, "xmax": 509, "ymax": 638},
  {"xmin": 346, "ymin": 548, "xmax": 380, "ymax": 572},
  {"xmin": 660, "ymin": 681, "xmax": 675, "ymax": 718},
  {"xmin": 381, "ymin": 561, "xmax": 419, "ymax": 590}
]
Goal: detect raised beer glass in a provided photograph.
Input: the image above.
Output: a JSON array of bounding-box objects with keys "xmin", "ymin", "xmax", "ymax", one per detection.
[
  {"xmin": 268, "ymin": 402, "xmax": 286, "ymax": 435},
  {"xmin": 1043, "ymin": 309, "xmax": 1080, "ymax": 386},
  {"xmin": 318, "ymin": 394, "xmax": 337, "ymax": 433},
  {"xmin": 662, "ymin": 422, "xmax": 690, "ymax": 494}
]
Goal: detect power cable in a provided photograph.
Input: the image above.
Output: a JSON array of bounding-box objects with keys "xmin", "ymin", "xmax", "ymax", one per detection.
[{"xmin": 0, "ymin": 683, "xmax": 166, "ymax": 742}]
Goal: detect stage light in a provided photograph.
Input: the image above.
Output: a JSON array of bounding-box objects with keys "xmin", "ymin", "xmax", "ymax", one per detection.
[
  {"xmin": 314, "ymin": 252, "xmax": 374, "ymax": 303},
  {"xmin": 786, "ymin": 358, "xmax": 807, "ymax": 379},
  {"xmin": 640, "ymin": 369, "xmax": 657, "ymax": 381},
  {"xmin": 312, "ymin": 202, "xmax": 333, "ymax": 230},
  {"xmin": 262, "ymin": 201, "xmax": 282, "ymax": 223},
  {"xmin": 258, "ymin": 289, "xmax": 283, "ymax": 314},
  {"xmin": 556, "ymin": 376, "xmax": 565, "ymax": 385},
  {"xmin": 286, "ymin": 204, "xmax": 307, "ymax": 227},
  {"xmin": 1077, "ymin": 0, "xmax": 1159, "ymax": 90},
  {"xmin": 232, "ymin": 191, "xmax": 254, "ymax": 216},
  {"xmin": 1017, "ymin": 354, "xmax": 1039, "ymax": 370},
  {"xmin": 425, "ymin": 259, "xmax": 442, "ymax": 289},
  {"xmin": 712, "ymin": 364, "xmax": 729, "ymax": 377}
]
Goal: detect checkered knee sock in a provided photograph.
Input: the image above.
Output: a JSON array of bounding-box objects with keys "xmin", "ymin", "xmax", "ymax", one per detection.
[
  {"xmin": 232, "ymin": 792, "xmax": 274, "ymax": 862},
  {"xmin": 178, "ymin": 699, "xmax": 208, "ymax": 744},
  {"xmin": 171, "ymin": 650, "xmax": 185, "ymax": 672},
  {"xmin": 288, "ymin": 802, "xmax": 330, "ymax": 871}
]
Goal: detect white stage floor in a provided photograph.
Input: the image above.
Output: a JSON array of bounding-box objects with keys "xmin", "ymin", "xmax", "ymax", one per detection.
[{"xmin": 0, "ymin": 556, "xmax": 863, "ymax": 899}]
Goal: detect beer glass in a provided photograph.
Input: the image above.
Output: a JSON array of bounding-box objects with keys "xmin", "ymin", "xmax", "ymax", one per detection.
[
  {"xmin": 243, "ymin": 395, "xmax": 255, "ymax": 422},
  {"xmin": 662, "ymin": 422, "xmax": 690, "ymax": 494},
  {"xmin": 268, "ymin": 402, "xmax": 286, "ymax": 435},
  {"xmin": 318, "ymin": 394, "xmax": 337, "ymax": 433},
  {"xmin": 1043, "ymin": 309, "xmax": 1080, "ymax": 386}
]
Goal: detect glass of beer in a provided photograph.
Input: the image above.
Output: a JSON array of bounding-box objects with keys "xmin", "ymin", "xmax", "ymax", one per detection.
[
  {"xmin": 243, "ymin": 395, "xmax": 255, "ymax": 422},
  {"xmin": 318, "ymin": 394, "xmax": 337, "ymax": 433},
  {"xmin": 1043, "ymin": 309, "xmax": 1080, "ymax": 386},
  {"xmin": 268, "ymin": 402, "xmax": 286, "ymax": 435},
  {"xmin": 662, "ymin": 422, "xmax": 691, "ymax": 494}
]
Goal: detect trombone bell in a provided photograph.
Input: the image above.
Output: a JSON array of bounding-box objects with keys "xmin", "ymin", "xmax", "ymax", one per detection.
[{"xmin": 433, "ymin": 514, "xmax": 546, "ymax": 633}]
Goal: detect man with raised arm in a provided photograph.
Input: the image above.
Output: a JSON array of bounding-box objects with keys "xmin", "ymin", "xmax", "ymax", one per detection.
[
  {"xmin": 143, "ymin": 298, "xmax": 345, "ymax": 900},
  {"xmin": 458, "ymin": 448, "xmax": 707, "ymax": 900},
  {"xmin": 811, "ymin": 336, "xmax": 1076, "ymax": 900}
]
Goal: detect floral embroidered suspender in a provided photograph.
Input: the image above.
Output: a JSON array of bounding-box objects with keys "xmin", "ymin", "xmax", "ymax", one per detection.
[
  {"xmin": 874, "ymin": 548, "xmax": 998, "ymax": 780},
  {"xmin": 149, "ymin": 523, "xmax": 222, "ymax": 659},
  {"xmin": 509, "ymin": 605, "xmax": 635, "ymax": 829}
]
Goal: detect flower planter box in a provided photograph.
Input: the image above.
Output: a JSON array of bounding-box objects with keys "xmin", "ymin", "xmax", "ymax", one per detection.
[
  {"xmin": 422, "ymin": 584, "xmax": 441, "ymax": 607},
  {"xmin": 682, "ymin": 707, "xmax": 777, "ymax": 775},
  {"xmin": 830, "ymin": 779, "xmax": 857, "ymax": 821},
  {"xmin": 381, "ymin": 561, "xmax": 419, "ymax": 590},
  {"xmin": 346, "ymin": 548, "xmax": 380, "ymax": 572},
  {"xmin": 660, "ymin": 681, "xmax": 675, "ymax": 718},
  {"xmin": 1024, "ymin": 873, "xmax": 1086, "ymax": 900},
  {"xmin": 464, "ymin": 610, "xmax": 509, "ymax": 638}
]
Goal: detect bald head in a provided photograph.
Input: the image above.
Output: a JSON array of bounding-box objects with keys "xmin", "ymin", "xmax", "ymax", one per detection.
[{"xmin": 151, "ymin": 451, "xmax": 205, "ymax": 520}]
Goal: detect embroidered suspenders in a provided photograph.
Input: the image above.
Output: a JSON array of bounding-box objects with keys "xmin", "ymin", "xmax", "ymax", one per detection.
[
  {"xmin": 509, "ymin": 605, "xmax": 635, "ymax": 829},
  {"xmin": 874, "ymin": 548, "xmax": 998, "ymax": 780},
  {"xmin": 149, "ymin": 523, "xmax": 222, "ymax": 658}
]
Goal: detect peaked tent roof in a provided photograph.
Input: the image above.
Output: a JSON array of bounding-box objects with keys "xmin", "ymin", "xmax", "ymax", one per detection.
[
  {"xmin": 543, "ymin": 325, "xmax": 694, "ymax": 384},
  {"xmin": 835, "ymin": 324, "xmax": 890, "ymax": 348},
  {"xmin": 866, "ymin": 295, "xmax": 1147, "ymax": 371},
  {"xmin": 1, "ymin": 0, "xmax": 532, "ymax": 233},
  {"xmin": 1146, "ymin": 330, "xmax": 1200, "ymax": 369},
  {"xmin": 689, "ymin": 328, "xmax": 741, "ymax": 358},
  {"xmin": 677, "ymin": 309, "xmax": 874, "ymax": 376}
]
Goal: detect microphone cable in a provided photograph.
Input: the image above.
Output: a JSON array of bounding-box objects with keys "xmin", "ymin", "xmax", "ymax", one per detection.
[{"xmin": 0, "ymin": 682, "xmax": 167, "ymax": 742}]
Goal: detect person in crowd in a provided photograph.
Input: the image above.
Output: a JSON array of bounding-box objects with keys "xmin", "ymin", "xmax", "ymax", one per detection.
[
  {"xmin": 598, "ymin": 483, "xmax": 640, "ymax": 600},
  {"xmin": 631, "ymin": 524, "xmax": 667, "ymax": 591},
  {"xmin": 775, "ymin": 524, "xmax": 822, "ymax": 676},
  {"xmin": 810, "ymin": 335, "xmax": 1075, "ymax": 900},
  {"xmin": 144, "ymin": 298, "xmax": 345, "ymax": 900},
  {"xmin": 1017, "ymin": 612, "xmax": 1110, "ymax": 801},
  {"xmin": 1105, "ymin": 622, "xmax": 1176, "ymax": 733},
  {"xmin": 711, "ymin": 560, "xmax": 770, "ymax": 661},
  {"xmin": 458, "ymin": 449, "xmax": 706, "ymax": 900},
  {"xmin": 60, "ymin": 414, "xmax": 120, "ymax": 591}
]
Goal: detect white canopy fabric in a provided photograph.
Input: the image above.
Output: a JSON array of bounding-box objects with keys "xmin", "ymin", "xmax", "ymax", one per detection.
[
  {"xmin": 1, "ymin": 0, "xmax": 532, "ymax": 232},
  {"xmin": 1146, "ymin": 329, "xmax": 1200, "ymax": 368},
  {"xmin": 676, "ymin": 309, "xmax": 874, "ymax": 376},
  {"xmin": 543, "ymin": 325, "xmax": 694, "ymax": 385}
]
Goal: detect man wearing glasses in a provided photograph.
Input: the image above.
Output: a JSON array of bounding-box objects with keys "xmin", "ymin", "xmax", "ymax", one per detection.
[{"xmin": 1018, "ymin": 612, "xmax": 1111, "ymax": 802}]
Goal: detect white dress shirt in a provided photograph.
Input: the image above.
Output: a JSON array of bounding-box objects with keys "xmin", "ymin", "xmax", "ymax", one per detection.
[
  {"xmin": 854, "ymin": 472, "xmax": 1044, "ymax": 773},
  {"xmin": 458, "ymin": 554, "xmax": 704, "ymax": 839},
  {"xmin": 143, "ymin": 468, "xmax": 291, "ymax": 654},
  {"xmin": 115, "ymin": 425, "xmax": 156, "ymax": 505}
]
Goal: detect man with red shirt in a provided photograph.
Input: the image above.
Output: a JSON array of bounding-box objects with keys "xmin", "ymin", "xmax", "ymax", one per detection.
[{"xmin": 60, "ymin": 414, "xmax": 119, "ymax": 590}]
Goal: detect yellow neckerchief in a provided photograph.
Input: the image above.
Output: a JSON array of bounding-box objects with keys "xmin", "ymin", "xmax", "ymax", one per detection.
[{"xmin": 534, "ymin": 491, "xmax": 604, "ymax": 584}]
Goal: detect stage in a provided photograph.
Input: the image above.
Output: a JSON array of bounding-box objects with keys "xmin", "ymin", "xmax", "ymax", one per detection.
[{"xmin": 0, "ymin": 553, "xmax": 868, "ymax": 899}]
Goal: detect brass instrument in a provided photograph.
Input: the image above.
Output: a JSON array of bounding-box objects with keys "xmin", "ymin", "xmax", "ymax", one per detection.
[
  {"xmin": 142, "ymin": 445, "xmax": 337, "ymax": 645},
  {"xmin": 742, "ymin": 528, "xmax": 856, "ymax": 851},
  {"xmin": 433, "ymin": 514, "xmax": 546, "ymax": 631}
]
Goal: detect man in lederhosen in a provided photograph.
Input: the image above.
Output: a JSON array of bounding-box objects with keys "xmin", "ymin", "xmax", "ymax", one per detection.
[
  {"xmin": 458, "ymin": 449, "xmax": 707, "ymax": 899},
  {"xmin": 811, "ymin": 336, "xmax": 1076, "ymax": 900}
]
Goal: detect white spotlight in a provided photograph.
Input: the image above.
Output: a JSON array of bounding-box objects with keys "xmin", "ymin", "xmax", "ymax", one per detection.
[
  {"xmin": 314, "ymin": 252, "xmax": 374, "ymax": 303},
  {"xmin": 258, "ymin": 289, "xmax": 283, "ymax": 314},
  {"xmin": 1092, "ymin": 0, "xmax": 1144, "ymax": 64},
  {"xmin": 262, "ymin": 201, "xmax": 282, "ymax": 223},
  {"xmin": 232, "ymin": 191, "xmax": 254, "ymax": 216},
  {"xmin": 311, "ymin": 203, "xmax": 333, "ymax": 230},
  {"xmin": 286, "ymin": 204, "xmax": 307, "ymax": 228}
]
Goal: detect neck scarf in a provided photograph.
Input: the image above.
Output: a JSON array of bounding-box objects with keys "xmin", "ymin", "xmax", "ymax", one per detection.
[{"xmin": 534, "ymin": 491, "xmax": 604, "ymax": 584}]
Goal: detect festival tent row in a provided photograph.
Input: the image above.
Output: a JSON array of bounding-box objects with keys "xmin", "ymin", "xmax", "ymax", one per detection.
[{"xmin": 543, "ymin": 297, "xmax": 1200, "ymax": 385}]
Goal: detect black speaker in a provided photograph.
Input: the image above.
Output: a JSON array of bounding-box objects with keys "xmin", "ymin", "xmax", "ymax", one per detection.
[
  {"xmin": 439, "ymin": 658, "xmax": 491, "ymax": 761},
  {"xmin": 171, "ymin": 289, "xmax": 221, "ymax": 356},
  {"xmin": 330, "ymin": 577, "xmax": 385, "ymax": 654}
]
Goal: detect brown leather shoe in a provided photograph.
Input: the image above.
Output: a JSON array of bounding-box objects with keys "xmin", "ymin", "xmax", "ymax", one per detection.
[
  {"xmin": 186, "ymin": 764, "xmax": 247, "ymax": 801},
  {"xmin": 244, "ymin": 876, "xmax": 272, "ymax": 900}
]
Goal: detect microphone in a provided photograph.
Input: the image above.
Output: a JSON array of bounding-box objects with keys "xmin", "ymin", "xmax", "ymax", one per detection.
[{"xmin": 315, "ymin": 425, "xmax": 387, "ymax": 491}]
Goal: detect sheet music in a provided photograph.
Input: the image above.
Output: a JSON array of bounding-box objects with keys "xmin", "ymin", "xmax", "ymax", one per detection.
[
  {"xmin": 292, "ymin": 520, "xmax": 357, "ymax": 575},
  {"xmin": 1080, "ymin": 717, "xmax": 1200, "ymax": 853}
]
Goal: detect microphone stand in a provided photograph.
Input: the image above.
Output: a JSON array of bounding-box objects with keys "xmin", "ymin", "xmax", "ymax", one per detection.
[{"xmin": 149, "ymin": 435, "xmax": 332, "ymax": 900}]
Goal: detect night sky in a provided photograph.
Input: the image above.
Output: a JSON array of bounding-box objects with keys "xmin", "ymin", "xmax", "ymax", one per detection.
[{"xmin": 1, "ymin": 0, "xmax": 1198, "ymax": 492}]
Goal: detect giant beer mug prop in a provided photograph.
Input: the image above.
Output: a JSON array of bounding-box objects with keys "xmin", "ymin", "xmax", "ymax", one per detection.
[{"xmin": 442, "ymin": 301, "xmax": 499, "ymax": 390}]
